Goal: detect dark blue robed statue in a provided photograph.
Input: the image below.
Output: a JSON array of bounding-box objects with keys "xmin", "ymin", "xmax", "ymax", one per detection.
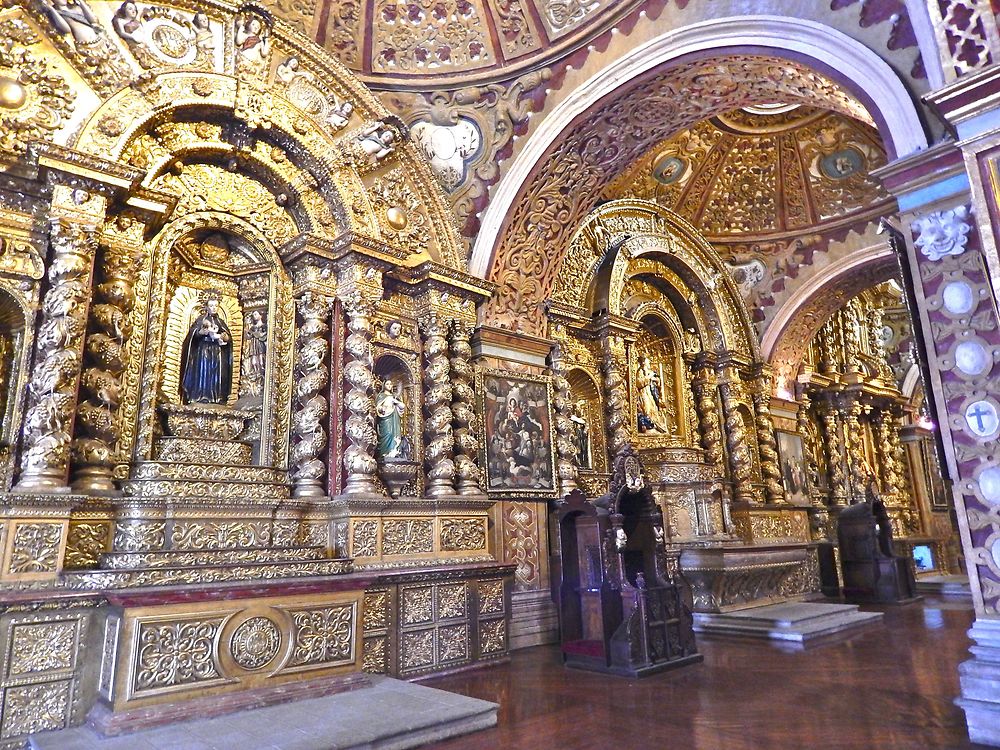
[{"xmin": 181, "ymin": 296, "xmax": 233, "ymax": 404}]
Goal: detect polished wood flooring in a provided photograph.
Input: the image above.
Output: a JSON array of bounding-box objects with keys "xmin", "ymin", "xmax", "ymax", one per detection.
[{"xmin": 424, "ymin": 598, "xmax": 986, "ymax": 750}]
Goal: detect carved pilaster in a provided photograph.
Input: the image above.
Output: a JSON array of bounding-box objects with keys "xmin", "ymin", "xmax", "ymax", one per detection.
[
  {"xmin": 796, "ymin": 396, "xmax": 822, "ymax": 507},
  {"xmin": 752, "ymin": 377, "xmax": 784, "ymax": 505},
  {"xmin": 449, "ymin": 320, "xmax": 482, "ymax": 496},
  {"xmin": 549, "ymin": 344, "xmax": 578, "ymax": 495},
  {"xmin": 421, "ymin": 314, "xmax": 455, "ymax": 497},
  {"xmin": 718, "ymin": 379, "xmax": 754, "ymax": 504},
  {"xmin": 691, "ymin": 365, "xmax": 724, "ymax": 473},
  {"xmin": 17, "ymin": 220, "xmax": 98, "ymax": 492},
  {"xmin": 341, "ymin": 293, "xmax": 379, "ymax": 496},
  {"xmin": 291, "ymin": 292, "xmax": 332, "ymax": 498},
  {"xmin": 71, "ymin": 240, "xmax": 138, "ymax": 493},
  {"xmin": 600, "ymin": 335, "xmax": 629, "ymax": 456}
]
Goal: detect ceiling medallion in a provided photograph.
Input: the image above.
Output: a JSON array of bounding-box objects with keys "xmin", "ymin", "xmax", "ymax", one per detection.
[{"xmin": 651, "ymin": 154, "xmax": 686, "ymax": 186}]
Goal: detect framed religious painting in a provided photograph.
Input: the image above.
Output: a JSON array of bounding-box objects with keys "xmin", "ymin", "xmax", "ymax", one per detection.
[
  {"xmin": 476, "ymin": 369, "xmax": 558, "ymax": 498},
  {"xmin": 776, "ymin": 430, "xmax": 811, "ymax": 506}
]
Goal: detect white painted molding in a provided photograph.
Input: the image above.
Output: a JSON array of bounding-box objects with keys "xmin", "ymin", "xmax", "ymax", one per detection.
[
  {"xmin": 470, "ymin": 15, "xmax": 929, "ymax": 279},
  {"xmin": 901, "ymin": 363, "xmax": 922, "ymax": 398},
  {"xmin": 760, "ymin": 240, "xmax": 894, "ymax": 361}
]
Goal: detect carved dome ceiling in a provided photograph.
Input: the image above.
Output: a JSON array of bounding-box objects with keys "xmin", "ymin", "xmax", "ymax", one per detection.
[
  {"xmin": 603, "ymin": 105, "xmax": 893, "ymax": 243},
  {"xmin": 262, "ymin": 0, "xmax": 643, "ymax": 85}
]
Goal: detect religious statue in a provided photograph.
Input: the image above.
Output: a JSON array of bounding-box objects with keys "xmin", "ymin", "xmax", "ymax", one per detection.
[
  {"xmin": 181, "ymin": 294, "xmax": 232, "ymax": 405},
  {"xmin": 42, "ymin": 0, "xmax": 103, "ymax": 45},
  {"xmin": 375, "ymin": 379, "xmax": 406, "ymax": 460},
  {"xmin": 636, "ymin": 355, "xmax": 671, "ymax": 434},
  {"xmin": 327, "ymin": 97, "xmax": 354, "ymax": 131},
  {"xmin": 358, "ymin": 122, "xmax": 397, "ymax": 162},
  {"xmin": 570, "ymin": 399, "xmax": 591, "ymax": 469},
  {"xmin": 235, "ymin": 13, "xmax": 269, "ymax": 73},
  {"xmin": 111, "ymin": 1, "xmax": 143, "ymax": 45},
  {"xmin": 239, "ymin": 310, "xmax": 266, "ymax": 399}
]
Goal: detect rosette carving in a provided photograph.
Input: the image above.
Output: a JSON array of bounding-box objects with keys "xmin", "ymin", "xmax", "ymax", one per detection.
[
  {"xmin": 291, "ymin": 292, "xmax": 331, "ymax": 497},
  {"xmin": 601, "ymin": 336, "xmax": 628, "ymax": 456},
  {"xmin": 691, "ymin": 366, "xmax": 724, "ymax": 472},
  {"xmin": 421, "ymin": 314, "xmax": 455, "ymax": 497},
  {"xmin": 718, "ymin": 381, "xmax": 754, "ymax": 503},
  {"xmin": 342, "ymin": 294, "xmax": 378, "ymax": 495},
  {"xmin": 449, "ymin": 320, "xmax": 482, "ymax": 495},
  {"xmin": 18, "ymin": 220, "xmax": 96, "ymax": 491},
  {"xmin": 549, "ymin": 345, "xmax": 578, "ymax": 494},
  {"xmin": 73, "ymin": 242, "xmax": 138, "ymax": 492},
  {"xmin": 752, "ymin": 385, "xmax": 784, "ymax": 505}
]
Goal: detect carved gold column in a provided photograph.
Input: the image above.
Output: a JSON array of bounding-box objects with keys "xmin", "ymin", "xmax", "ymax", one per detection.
[
  {"xmin": 549, "ymin": 343, "xmax": 579, "ymax": 495},
  {"xmin": 752, "ymin": 371, "xmax": 784, "ymax": 505},
  {"xmin": 72, "ymin": 239, "xmax": 138, "ymax": 493},
  {"xmin": 796, "ymin": 395, "xmax": 822, "ymax": 506},
  {"xmin": 718, "ymin": 374, "xmax": 755, "ymax": 504},
  {"xmin": 691, "ymin": 361, "xmax": 724, "ymax": 473},
  {"xmin": 421, "ymin": 313, "xmax": 455, "ymax": 497},
  {"xmin": 449, "ymin": 319, "xmax": 482, "ymax": 496},
  {"xmin": 818, "ymin": 401, "xmax": 847, "ymax": 506},
  {"xmin": 841, "ymin": 397, "xmax": 867, "ymax": 503},
  {"xmin": 600, "ymin": 334, "xmax": 629, "ymax": 456},
  {"xmin": 341, "ymin": 291, "xmax": 379, "ymax": 496},
  {"xmin": 17, "ymin": 219, "xmax": 98, "ymax": 492},
  {"xmin": 291, "ymin": 291, "xmax": 332, "ymax": 498}
]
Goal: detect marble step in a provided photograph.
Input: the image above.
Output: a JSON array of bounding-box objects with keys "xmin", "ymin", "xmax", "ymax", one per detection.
[
  {"xmin": 30, "ymin": 675, "xmax": 498, "ymax": 750},
  {"xmin": 693, "ymin": 601, "xmax": 884, "ymax": 643},
  {"xmin": 100, "ymin": 545, "xmax": 328, "ymax": 570},
  {"xmin": 915, "ymin": 574, "xmax": 973, "ymax": 598}
]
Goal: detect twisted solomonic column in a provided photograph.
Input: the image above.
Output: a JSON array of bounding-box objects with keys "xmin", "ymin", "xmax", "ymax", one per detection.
[
  {"xmin": 842, "ymin": 399, "xmax": 868, "ymax": 503},
  {"xmin": 72, "ymin": 241, "xmax": 138, "ymax": 493},
  {"xmin": 691, "ymin": 365, "xmax": 725, "ymax": 473},
  {"xmin": 449, "ymin": 320, "xmax": 482, "ymax": 495},
  {"xmin": 718, "ymin": 379, "xmax": 755, "ymax": 504},
  {"xmin": 341, "ymin": 294, "xmax": 379, "ymax": 495},
  {"xmin": 18, "ymin": 220, "xmax": 98, "ymax": 492},
  {"xmin": 549, "ymin": 344, "xmax": 579, "ymax": 495},
  {"xmin": 752, "ymin": 384, "xmax": 785, "ymax": 505},
  {"xmin": 796, "ymin": 396, "xmax": 822, "ymax": 506},
  {"xmin": 291, "ymin": 292, "xmax": 332, "ymax": 498},
  {"xmin": 421, "ymin": 314, "xmax": 455, "ymax": 497},
  {"xmin": 819, "ymin": 403, "xmax": 847, "ymax": 506},
  {"xmin": 601, "ymin": 335, "xmax": 629, "ymax": 456}
]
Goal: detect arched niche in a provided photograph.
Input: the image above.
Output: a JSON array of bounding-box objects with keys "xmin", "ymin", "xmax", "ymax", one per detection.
[
  {"xmin": 565, "ymin": 367, "xmax": 605, "ymax": 474},
  {"xmin": 0, "ymin": 285, "xmax": 30, "ymax": 468}
]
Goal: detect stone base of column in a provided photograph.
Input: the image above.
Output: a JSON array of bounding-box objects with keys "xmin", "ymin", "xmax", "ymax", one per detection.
[{"xmin": 957, "ymin": 618, "xmax": 1000, "ymax": 747}]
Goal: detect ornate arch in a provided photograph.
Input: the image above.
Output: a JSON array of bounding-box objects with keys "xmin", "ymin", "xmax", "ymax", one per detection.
[
  {"xmin": 554, "ymin": 199, "xmax": 758, "ymax": 359},
  {"xmin": 472, "ymin": 16, "xmax": 929, "ymax": 333}
]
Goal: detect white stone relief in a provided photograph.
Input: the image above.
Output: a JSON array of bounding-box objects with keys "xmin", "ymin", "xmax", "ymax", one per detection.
[
  {"xmin": 410, "ymin": 118, "xmax": 482, "ymax": 193},
  {"xmin": 913, "ymin": 206, "xmax": 971, "ymax": 261},
  {"xmin": 978, "ymin": 466, "xmax": 1000, "ymax": 506},
  {"xmin": 954, "ymin": 340, "xmax": 991, "ymax": 377},
  {"xmin": 725, "ymin": 258, "xmax": 766, "ymax": 299}
]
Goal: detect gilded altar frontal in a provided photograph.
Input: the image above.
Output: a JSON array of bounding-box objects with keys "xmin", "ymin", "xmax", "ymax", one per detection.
[{"xmin": 0, "ymin": 0, "xmax": 997, "ymax": 747}]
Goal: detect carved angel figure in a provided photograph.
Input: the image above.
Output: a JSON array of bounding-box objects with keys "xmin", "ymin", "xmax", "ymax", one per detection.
[
  {"xmin": 327, "ymin": 97, "xmax": 354, "ymax": 131},
  {"xmin": 42, "ymin": 0, "xmax": 102, "ymax": 45},
  {"xmin": 358, "ymin": 122, "xmax": 397, "ymax": 162},
  {"xmin": 235, "ymin": 14, "xmax": 269, "ymax": 72}
]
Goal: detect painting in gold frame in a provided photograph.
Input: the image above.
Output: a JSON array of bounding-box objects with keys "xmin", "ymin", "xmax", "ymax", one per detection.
[{"xmin": 476, "ymin": 369, "xmax": 557, "ymax": 498}]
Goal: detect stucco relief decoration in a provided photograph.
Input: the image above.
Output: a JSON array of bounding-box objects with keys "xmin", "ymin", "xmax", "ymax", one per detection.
[
  {"xmin": 913, "ymin": 206, "xmax": 971, "ymax": 261},
  {"xmin": 0, "ymin": 19, "xmax": 76, "ymax": 158},
  {"xmin": 372, "ymin": 0, "xmax": 490, "ymax": 73}
]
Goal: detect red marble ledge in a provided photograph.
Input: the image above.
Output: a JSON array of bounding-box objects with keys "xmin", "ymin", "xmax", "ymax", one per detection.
[
  {"xmin": 89, "ymin": 671, "xmax": 372, "ymax": 737},
  {"xmin": 872, "ymin": 140, "xmax": 966, "ymax": 197},
  {"xmin": 103, "ymin": 572, "xmax": 379, "ymax": 607}
]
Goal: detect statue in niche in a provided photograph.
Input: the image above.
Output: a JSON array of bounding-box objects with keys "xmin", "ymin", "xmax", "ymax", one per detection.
[
  {"xmin": 239, "ymin": 310, "xmax": 266, "ymax": 398},
  {"xmin": 181, "ymin": 292, "xmax": 232, "ymax": 405},
  {"xmin": 570, "ymin": 399, "xmax": 591, "ymax": 469},
  {"xmin": 636, "ymin": 355, "xmax": 671, "ymax": 434},
  {"xmin": 375, "ymin": 379, "xmax": 407, "ymax": 460}
]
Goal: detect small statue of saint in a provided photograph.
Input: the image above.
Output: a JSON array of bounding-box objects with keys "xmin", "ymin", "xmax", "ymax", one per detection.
[
  {"xmin": 240, "ymin": 310, "xmax": 266, "ymax": 398},
  {"xmin": 43, "ymin": 0, "xmax": 103, "ymax": 45},
  {"xmin": 570, "ymin": 399, "xmax": 591, "ymax": 469},
  {"xmin": 358, "ymin": 122, "xmax": 397, "ymax": 162},
  {"xmin": 375, "ymin": 379, "xmax": 406, "ymax": 460},
  {"xmin": 181, "ymin": 294, "xmax": 232, "ymax": 405},
  {"xmin": 636, "ymin": 355, "xmax": 671, "ymax": 434}
]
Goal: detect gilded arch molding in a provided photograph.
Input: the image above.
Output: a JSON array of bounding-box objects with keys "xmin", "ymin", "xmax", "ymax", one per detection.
[{"xmin": 473, "ymin": 16, "xmax": 929, "ymax": 334}]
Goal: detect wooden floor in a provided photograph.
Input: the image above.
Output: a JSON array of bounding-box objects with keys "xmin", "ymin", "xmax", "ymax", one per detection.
[{"xmin": 423, "ymin": 598, "xmax": 987, "ymax": 750}]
